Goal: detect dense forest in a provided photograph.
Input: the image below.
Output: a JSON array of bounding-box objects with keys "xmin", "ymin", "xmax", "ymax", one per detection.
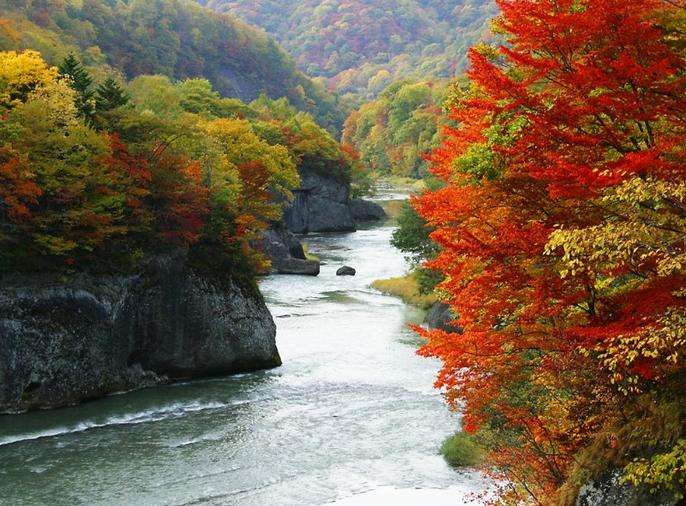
[
  {"xmin": 1, "ymin": 0, "xmax": 685, "ymax": 504},
  {"xmin": 198, "ymin": 0, "xmax": 498, "ymax": 103},
  {"xmin": 0, "ymin": 49, "xmax": 356, "ymax": 279},
  {"xmin": 0, "ymin": 0, "xmax": 345, "ymax": 133},
  {"xmin": 342, "ymin": 80, "xmax": 448, "ymax": 178}
]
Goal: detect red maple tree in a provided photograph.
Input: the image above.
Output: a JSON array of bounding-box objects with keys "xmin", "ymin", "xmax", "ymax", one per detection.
[{"xmin": 414, "ymin": 0, "xmax": 686, "ymax": 501}]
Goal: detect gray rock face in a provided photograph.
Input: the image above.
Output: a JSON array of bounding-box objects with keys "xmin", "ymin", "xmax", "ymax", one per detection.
[
  {"xmin": 284, "ymin": 169, "xmax": 356, "ymax": 233},
  {"xmin": 350, "ymin": 198, "xmax": 387, "ymax": 222},
  {"xmin": 577, "ymin": 470, "xmax": 678, "ymax": 506},
  {"xmin": 425, "ymin": 302, "xmax": 462, "ymax": 333},
  {"xmin": 336, "ymin": 266, "xmax": 356, "ymax": 276},
  {"xmin": 0, "ymin": 253, "xmax": 280, "ymax": 413},
  {"xmin": 260, "ymin": 226, "xmax": 320, "ymax": 276}
]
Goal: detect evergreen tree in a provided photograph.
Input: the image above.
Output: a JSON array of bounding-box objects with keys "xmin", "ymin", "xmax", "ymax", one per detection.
[
  {"xmin": 58, "ymin": 53, "xmax": 95, "ymax": 122},
  {"xmin": 95, "ymin": 77, "xmax": 129, "ymax": 112}
]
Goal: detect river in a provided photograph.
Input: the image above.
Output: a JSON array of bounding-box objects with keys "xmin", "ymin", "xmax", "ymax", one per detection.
[{"xmin": 0, "ymin": 193, "xmax": 491, "ymax": 505}]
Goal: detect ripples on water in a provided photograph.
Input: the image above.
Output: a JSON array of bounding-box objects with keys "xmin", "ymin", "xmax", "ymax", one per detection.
[{"xmin": 0, "ymin": 198, "xmax": 492, "ymax": 505}]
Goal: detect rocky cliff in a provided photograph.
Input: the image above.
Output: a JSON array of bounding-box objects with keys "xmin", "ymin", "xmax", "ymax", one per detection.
[
  {"xmin": 576, "ymin": 469, "xmax": 679, "ymax": 506},
  {"xmin": 283, "ymin": 169, "xmax": 386, "ymax": 234},
  {"xmin": 349, "ymin": 198, "xmax": 387, "ymax": 222},
  {"xmin": 0, "ymin": 253, "xmax": 280, "ymax": 413},
  {"xmin": 283, "ymin": 169, "xmax": 356, "ymax": 233},
  {"xmin": 260, "ymin": 225, "xmax": 320, "ymax": 275},
  {"xmin": 424, "ymin": 302, "xmax": 462, "ymax": 333}
]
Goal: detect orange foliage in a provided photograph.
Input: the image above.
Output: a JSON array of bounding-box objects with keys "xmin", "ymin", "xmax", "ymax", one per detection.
[{"xmin": 414, "ymin": 0, "xmax": 686, "ymax": 501}]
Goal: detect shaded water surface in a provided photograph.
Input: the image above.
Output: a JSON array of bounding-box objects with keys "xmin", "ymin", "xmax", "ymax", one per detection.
[{"xmin": 0, "ymin": 196, "xmax": 489, "ymax": 505}]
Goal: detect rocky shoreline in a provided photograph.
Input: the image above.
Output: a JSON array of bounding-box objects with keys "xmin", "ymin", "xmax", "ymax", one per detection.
[
  {"xmin": 0, "ymin": 166, "xmax": 386, "ymax": 413},
  {"xmin": 283, "ymin": 168, "xmax": 386, "ymax": 235},
  {"xmin": 0, "ymin": 252, "xmax": 280, "ymax": 413},
  {"xmin": 262, "ymin": 167, "xmax": 386, "ymax": 276}
]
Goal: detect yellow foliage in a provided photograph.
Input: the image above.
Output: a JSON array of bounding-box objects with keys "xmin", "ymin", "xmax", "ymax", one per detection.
[
  {"xmin": 545, "ymin": 176, "xmax": 686, "ymax": 390},
  {"xmin": 623, "ymin": 439, "xmax": 686, "ymax": 497},
  {"xmin": 546, "ymin": 177, "xmax": 686, "ymax": 281},
  {"xmin": 371, "ymin": 272, "xmax": 438, "ymax": 309},
  {"xmin": 0, "ymin": 50, "xmax": 58, "ymax": 109}
]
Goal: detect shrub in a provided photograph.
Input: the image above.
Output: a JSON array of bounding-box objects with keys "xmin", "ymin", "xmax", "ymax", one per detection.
[{"xmin": 440, "ymin": 431, "xmax": 484, "ymax": 468}]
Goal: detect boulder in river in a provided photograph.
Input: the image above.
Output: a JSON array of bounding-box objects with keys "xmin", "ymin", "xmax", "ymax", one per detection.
[
  {"xmin": 0, "ymin": 252, "xmax": 280, "ymax": 413},
  {"xmin": 284, "ymin": 168, "xmax": 356, "ymax": 233},
  {"xmin": 336, "ymin": 266, "xmax": 356, "ymax": 276},
  {"xmin": 350, "ymin": 198, "xmax": 387, "ymax": 222},
  {"xmin": 259, "ymin": 226, "xmax": 320, "ymax": 276}
]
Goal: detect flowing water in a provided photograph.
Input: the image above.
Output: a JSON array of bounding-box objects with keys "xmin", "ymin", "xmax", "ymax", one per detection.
[{"xmin": 0, "ymin": 194, "xmax": 491, "ymax": 505}]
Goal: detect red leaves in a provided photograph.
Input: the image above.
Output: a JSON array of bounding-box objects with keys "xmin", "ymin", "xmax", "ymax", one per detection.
[
  {"xmin": 414, "ymin": 0, "xmax": 686, "ymax": 500},
  {"xmin": 0, "ymin": 148, "xmax": 41, "ymax": 220},
  {"xmin": 151, "ymin": 155, "xmax": 208, "ymax": 247}
]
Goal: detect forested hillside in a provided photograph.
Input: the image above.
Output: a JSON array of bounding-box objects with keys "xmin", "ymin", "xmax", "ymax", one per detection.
[
  {"xmin": 0, "ymin": 49, "xmax": 356, "ymax": 277},
  {"xmin": 198, "ymin": 0, "xmax": 497, "ymax": 102},
  {"xmin": 343, "ymin": 80, "xmax": 449, "ymax": 178},
  {"xmin": 0, "ymin": 0, "xmax": 345, "ymax": 133}
]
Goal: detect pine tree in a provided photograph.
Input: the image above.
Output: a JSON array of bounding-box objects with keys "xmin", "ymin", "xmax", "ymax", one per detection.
[
  {"xmin": 58, "ymin": 53, "xmax": 95, "ymax": 122},
  {"xmin": 95, "ymin": 77, "xmax": 129, "ymax": 112}
]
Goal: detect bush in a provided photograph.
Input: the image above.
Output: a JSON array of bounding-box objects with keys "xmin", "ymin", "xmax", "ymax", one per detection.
[
  {"xmin": 440, "ymin": 431, "xmax": 484, "ymax": 468},
  {"xmin": 371, "ymin": 272, "xmax": 437, "ymax": 309}
]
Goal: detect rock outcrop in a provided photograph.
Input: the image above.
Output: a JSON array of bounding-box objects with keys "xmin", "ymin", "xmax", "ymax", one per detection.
[
  {"xmin": 576, "ymin": 470, "xmax": 678, "ymax": 506},
  {"xmin": 284, "ymin": 169, "xmax": 356, "ymax": 233},
  {"xmin": 424, "ymin": 302, "xmax": 462, "ymax": 333},
  {"xmin": 350, "ymin": 198, "xmax": 387, "ymax": 222},
  {"xmin": 0, "ymin": 253, "xmax": 281, "ymax": 413},
  {"xmin": 260, "ymin": 226, "xmax": 320, "ymax": 276}
]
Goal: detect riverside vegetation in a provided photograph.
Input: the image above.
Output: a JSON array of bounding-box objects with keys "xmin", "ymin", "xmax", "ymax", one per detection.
[
  {"xmin": 367, "ymin": 0, "xmax": 686, "ymax": 503},
  {"xmin": 0, "ymin": 0, "xmax": 685, "ymax": 504},
  {"xmin": 0, "ymin": 50, "xmax": 361, "ymax": 278}
]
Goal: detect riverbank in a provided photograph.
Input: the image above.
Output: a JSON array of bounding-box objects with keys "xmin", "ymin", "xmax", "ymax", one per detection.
[{"xmin": 0, "ymin": 197, "xmax": 493, "ymax": 505}]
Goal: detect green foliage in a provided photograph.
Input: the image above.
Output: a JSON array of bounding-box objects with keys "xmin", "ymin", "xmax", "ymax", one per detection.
[
  {"xmin": 343, "ymin": 81, "xmax": 445, "ymax": 178},
  {"xmin": 0, "ymin": 0, "xmax": 346, "ymax": 134},
  {"xmin": 390, "ymin": 187, "xmax": 443, "ymax": 295},
  {"xmin": 624, "ymin": 440, "xmax": 686, "ymax": 498},
  {"xmin": 0, "ymin": 49, "xmax": 348, "ymax": 281},
  {"xmin": 440, "ymin": 431, "xmax": 485, "ymax": 467},
  {"xmin": 95, "ymin": 77, "xmax": 129, "ymax": 112},
  {"xmin": 58, "ymin": 53, "xmax": 95, "ymax": 122},
  {"xmin": 201, "ymin": 0, "xmax": 498, "ymax": 103},
  {"xmin": 251, "ymin": 95, "xmax": 356, "ymax": 183},
  {"xmin": 391, "ymin": 200, "xmax": 437, "ymax": 264}
]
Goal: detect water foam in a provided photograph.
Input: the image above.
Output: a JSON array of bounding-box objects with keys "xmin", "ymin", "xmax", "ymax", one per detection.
[{"xmin": 0, "ymin": 401, "xmax": 229, "ymax": 447}]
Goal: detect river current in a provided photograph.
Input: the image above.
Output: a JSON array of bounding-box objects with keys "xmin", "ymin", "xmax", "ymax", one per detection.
[{"xmin": 0, "ymin": 194, "xmax": 490, "ymax": 505}]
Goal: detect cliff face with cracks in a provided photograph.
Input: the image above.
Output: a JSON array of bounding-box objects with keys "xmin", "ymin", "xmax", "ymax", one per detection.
[
  {"xmin": 282, "ymin": 168, "xmax": 386, "ymax": 235},
  {"xmin": 0, "ymin": 253, "xmax": 280, "ymax": 413},
  {"xmin": 283, "ymin": 169, "xmax": 356, "ymax": 234}
]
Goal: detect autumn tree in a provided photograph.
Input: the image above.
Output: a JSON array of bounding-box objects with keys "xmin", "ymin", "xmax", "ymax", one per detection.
[{"xmin": 413, "ymin": 0, "xmax": 686, "ymax": 502}]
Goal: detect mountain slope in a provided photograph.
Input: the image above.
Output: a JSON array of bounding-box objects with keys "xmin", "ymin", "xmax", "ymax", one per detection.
[
  {"xmin": 198, "ymin": 0, "xmax": 497, "ymax": 101},
  {"xmin": 0, "ymin": 0, "xmax": 345, "ymax": 133}
]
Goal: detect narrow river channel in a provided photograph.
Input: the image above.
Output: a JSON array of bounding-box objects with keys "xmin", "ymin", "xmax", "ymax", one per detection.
[{"xmin": 0, "ymin": 193, "xmax": 490, "ymax": 505}]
